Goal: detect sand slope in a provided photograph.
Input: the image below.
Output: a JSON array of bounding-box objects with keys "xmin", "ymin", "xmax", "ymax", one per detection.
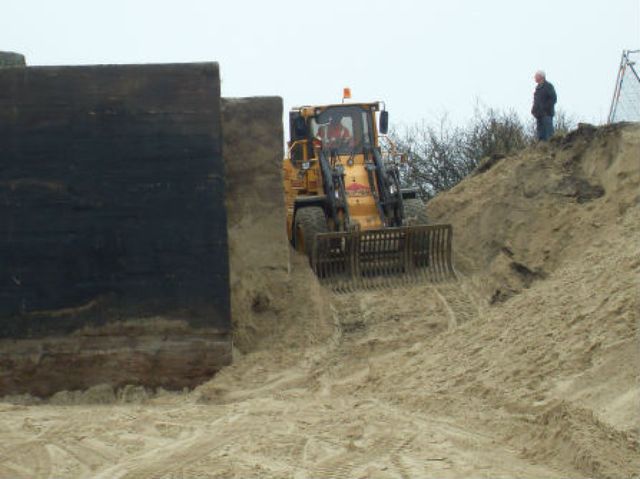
[{"xmin": 0, "ymin": 123, "xmax": 638, "ymax": 478}]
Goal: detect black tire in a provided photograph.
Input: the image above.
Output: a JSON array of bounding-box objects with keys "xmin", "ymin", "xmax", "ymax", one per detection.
[
  {"xmin": 402, "ymin": 198, "xmax": 429, "ymax": 226},
  {"xmin": 294, "ymin": 207, "xmax": 328, "ymax": 258}
]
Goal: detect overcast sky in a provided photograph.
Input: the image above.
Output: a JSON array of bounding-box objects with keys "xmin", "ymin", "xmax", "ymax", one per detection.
[{"xmin": 3, "ymin": 0, "xmax": 639, "ymax": 130}]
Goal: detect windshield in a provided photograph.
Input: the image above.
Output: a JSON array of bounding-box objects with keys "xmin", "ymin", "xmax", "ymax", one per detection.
[{"xmin": 310, "ymin": 106, "xmax": 374, "ymax": 154}]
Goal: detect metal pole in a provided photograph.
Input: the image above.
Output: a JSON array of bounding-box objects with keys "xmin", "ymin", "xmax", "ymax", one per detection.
[{"xmin": 608, "ymin": 51, "xmax": 626, "ymax": 124}]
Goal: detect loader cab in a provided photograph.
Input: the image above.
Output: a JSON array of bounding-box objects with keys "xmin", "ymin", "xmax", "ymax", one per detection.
[
  {"xmin": 311, "ymin": 106, "xmax": 374, "ymax": 154},
  {"xmin": 288, "ymin": 104, "xmax": 382, "ymax": 164}
]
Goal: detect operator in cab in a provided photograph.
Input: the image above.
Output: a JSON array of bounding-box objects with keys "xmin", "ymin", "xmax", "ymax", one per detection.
[{"xmin": 317, "ymin": 114, "xmax": 353, "ymax": 147}]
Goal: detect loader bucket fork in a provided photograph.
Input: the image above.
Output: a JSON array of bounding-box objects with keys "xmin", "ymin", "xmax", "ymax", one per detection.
[{"xmin": 311, "ymin": 224, "xmax": 456, "ymax": 292}]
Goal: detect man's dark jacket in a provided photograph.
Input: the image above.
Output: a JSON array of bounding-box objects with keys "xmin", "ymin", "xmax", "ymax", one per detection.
[{"xmin": 532, "ymin": 81, "xmax": 557, "ymax": 118}]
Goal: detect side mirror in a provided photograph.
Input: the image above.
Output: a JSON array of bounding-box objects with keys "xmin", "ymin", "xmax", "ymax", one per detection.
[
  {"xmin": 379, "ymin": 110, "xmax": 389, "ymax": 135},
  {"xmin": 294, "ymin": 116, "xmax": 308, "ymax": 138}
]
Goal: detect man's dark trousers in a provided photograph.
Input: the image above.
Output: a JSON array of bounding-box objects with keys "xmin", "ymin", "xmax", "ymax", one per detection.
[{"xmin": 536, "ymin": 116, "xmax": 554, "ymax": 141}]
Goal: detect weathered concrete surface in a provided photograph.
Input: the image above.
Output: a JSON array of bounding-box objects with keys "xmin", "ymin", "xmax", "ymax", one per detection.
[
  {"xmin": 222, "ymin": 97, "xmax": 287, "ymax": 269},
  {"xmin": 221, "ymin": 97, "xmax": 289, "ymax": 350},
  {"xmin": 0, "ymin": 62, "xmax": 232, "ymax": 396},
  {"xmin": 1, "ymin": 324, "xmax": 230, "ymax": 397},
  {"xmin": 0, "ymin": 51, "xmax": 25, "ymax": 68}
]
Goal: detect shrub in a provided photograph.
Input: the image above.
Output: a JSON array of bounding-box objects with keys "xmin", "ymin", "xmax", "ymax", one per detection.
[{"xmin": 386, "ymin": 106, "xmax": 558, "ymax": 198}]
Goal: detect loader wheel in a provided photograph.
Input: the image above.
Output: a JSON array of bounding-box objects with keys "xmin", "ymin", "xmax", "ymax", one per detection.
[
  {"xmin": 402, "ymin": 198, "xmax": 429, "ymax": 225},
  {"xmin": 294, "ymin": 207, "xmax": 328, "ymax": 258}
]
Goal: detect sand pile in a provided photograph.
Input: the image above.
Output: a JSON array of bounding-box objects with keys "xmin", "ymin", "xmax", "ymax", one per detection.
[
  {"xmin": 0, "ymin": 123, "xmax": 638, "ymax": 478},
  {"xmin": 430, "ymin": 122, "xmax": 639, "ymax": 301}
]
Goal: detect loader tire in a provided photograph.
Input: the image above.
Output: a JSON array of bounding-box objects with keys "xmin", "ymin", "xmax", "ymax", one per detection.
[
  {"xmin": 403, "ymin": 198, "xmax": 429, "ymax": 226},
  {"xmin": 294, "ymin": 207, "xmax": 328, "ymax": 258}
]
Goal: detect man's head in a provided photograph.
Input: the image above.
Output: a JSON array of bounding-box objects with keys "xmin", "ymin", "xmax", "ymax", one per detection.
[{"xmin": 534, "ymin": 70, "xmax": 546, "ymax": 84}]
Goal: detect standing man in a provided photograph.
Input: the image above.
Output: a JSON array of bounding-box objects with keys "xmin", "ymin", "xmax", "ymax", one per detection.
[{"xmin": 531, "ymin": 70, "xmax": 557, "ymax": 141}]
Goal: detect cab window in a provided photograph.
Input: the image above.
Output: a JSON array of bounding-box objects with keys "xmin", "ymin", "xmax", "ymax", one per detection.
[{"xmin": 310, "ymin": 106, "xmax": 374, "ymax": 153}]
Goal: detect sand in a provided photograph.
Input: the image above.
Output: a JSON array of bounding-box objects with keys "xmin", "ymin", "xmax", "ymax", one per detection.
[{"xmin": 0, "ymin": 123, "xmax": 638, "ymax": 478}]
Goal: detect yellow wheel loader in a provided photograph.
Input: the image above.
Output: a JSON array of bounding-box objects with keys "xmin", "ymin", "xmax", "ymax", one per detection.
[{"xmin": 283, "ymin": 98, "xmax": 455, "ymax": 291}]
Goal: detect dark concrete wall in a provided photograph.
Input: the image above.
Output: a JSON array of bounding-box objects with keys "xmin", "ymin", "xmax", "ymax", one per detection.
[
  {"xmin": 0, "ymin": 63, "xmax": 232, "ymax": 395},
  {"xmin": 0, "ymin": 63, "xmax": 230, "ymax": 336}
]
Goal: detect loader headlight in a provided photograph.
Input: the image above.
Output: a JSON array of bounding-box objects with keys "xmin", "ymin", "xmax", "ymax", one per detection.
[{"xmin": 302, "ymin": 161, "xmax": 310, "ymax": 170}]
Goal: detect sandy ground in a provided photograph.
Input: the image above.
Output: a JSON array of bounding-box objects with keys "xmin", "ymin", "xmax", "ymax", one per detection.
[{"xmin": 1, "ymin": 123, "xmax": 638, "ymax": 478}]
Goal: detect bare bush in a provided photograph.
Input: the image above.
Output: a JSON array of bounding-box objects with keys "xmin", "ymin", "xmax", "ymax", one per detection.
[
  {"xmin": 388, "ymin": 107, "xmax": 538, "ymax": 198},
  {"xmin": 386, "ymin": 117, "xmax": 468, "ymax": 198},
  {"xmin": 553, "ymin": 109, "xmax": 577, "ymax": 135},
  {"xmin": 463, "ymin": 107, "xmax": 531, "ymax": 165}
]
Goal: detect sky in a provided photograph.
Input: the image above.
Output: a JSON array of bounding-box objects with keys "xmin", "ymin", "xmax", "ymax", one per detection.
[{"xmin": 2, "ymin": 0, "xmax": 639, "ymax": 131}]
